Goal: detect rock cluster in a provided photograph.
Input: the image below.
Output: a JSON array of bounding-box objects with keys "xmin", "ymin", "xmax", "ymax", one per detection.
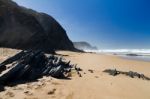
[
  {"xmin": 0, "ymin": 50, "xmax": 79, "ymax": 86},
  {"xmin": 103, "ymin": 69, "xmax": 150, "ymax": 81}
]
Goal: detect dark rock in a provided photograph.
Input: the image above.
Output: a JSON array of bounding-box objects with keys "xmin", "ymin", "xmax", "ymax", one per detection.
[
  {"xmin": 0, "ymin": 0, "xmax": 77, "ymax": 53},
  {"xmin": 73, "ymin": 41, "xmax": 98, "ymax": 51},
  {"xmin": 0, "ymin": 85, "xmax": 4, "ymax": 92},
  {"xmin": 75, "ymin": 65, "xmax": 82, "ymax": 71},
  {"xmin": 0, "ymin": 63, "xmax": 27, "ymax": 84},
  {"xmin": 0, "ymin": 50, "xmax": 81, "ymax": 86},
  {"xmin": 126, "ymin": 54, "xmax": 140, "ymax": 56},
  {"xmin": 88, "ymin": 69, "xmax": 94, "ymax": 73},
  {"xmin": 126, "ymin": 71, "xmax": 134, "ymax": 78},
  {"xmin": 103, "ymin": 69, "xmax": 150, "ymax": 81},
  {"xmin": 103, "ymin": 69, "xmax": 119, "ymax": 76},
  {"xmin": 0, "ymin": 65, "xmax": 6, "ymax": 74}
]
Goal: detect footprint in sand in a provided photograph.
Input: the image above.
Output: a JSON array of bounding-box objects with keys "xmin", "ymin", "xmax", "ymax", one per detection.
[
  {"xmin": 24, "ymin": 97, "xmax": 38, "ymax": 99},
  {"xmin": 26, "ymin": 86, "xmax": 33, "ymax": 90},
  {"xmin": 51, "ymin": 82, "xmax": 60, "ymax": 85},
  {"xmin": 47, "ymin": 88, "xmax": 56, "ymax": 95},
  {"xmin": 5, "ymin": 91, "xmax": 15, "ymax": 97},
  {"xmin": 26, "ymin": 84, "xmax": 33, "ymax": 90},
  {"xmin": 34, "ymin": 82, "xmax": 46, "ymax": 90},
  {"xmin": 95, "ymin": 76, "xmax": 99, "ymax": 78},
  {"xmin": 24, "ymin": 91, "xmax": 33, "ymax": 96},
  {"xmin": 66, "ymin": 92, "xmax": 74, "ymax": 99},
  {"xmin": 12, "ymin": 86, "xmax": 24, "ymax": 90}
]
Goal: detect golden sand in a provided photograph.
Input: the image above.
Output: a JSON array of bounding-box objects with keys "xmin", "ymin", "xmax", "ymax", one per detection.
[{"xmin": 0, "ymin": 49, "xmax": 150, "ymax": 99}]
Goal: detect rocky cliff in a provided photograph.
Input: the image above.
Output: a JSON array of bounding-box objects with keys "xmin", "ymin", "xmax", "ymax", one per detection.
[
  {"xmin": 0, "ymin": 0, "xmax": 76, "ymax": 53},
  {"xmin": 73, "ymin": 41, "xmax": 98, "ymax": 51}
]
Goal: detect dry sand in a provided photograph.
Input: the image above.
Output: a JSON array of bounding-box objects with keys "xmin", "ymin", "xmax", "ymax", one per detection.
[{"xmin": 0, "ymin": 49, "xmax": 150, "ymax": 99}]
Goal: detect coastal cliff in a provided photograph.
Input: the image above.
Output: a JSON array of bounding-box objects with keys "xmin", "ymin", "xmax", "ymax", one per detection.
[{"xmin": 0, "ymin": 0, "xmax": 76, "ymax": 53}]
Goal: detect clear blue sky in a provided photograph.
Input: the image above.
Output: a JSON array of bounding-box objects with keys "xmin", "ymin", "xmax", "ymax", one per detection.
[{"xmin": 13, "ymin": 0, "xmax": 150, "ymax": 49}]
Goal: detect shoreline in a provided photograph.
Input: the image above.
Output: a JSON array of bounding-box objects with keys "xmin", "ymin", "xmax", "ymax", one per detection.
[
  {"xmin": 118, "ymin": 55, "xmax": 150, "ymax": 62},
  {"xmin": 88, "ymin": 51, "xmax": 150, "ymax": 63}
]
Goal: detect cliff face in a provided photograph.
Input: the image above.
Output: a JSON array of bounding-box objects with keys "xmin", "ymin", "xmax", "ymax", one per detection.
[
  {"xmin": 73, "ymin": 42, "xmax": 98, "ymax": 51},
  {"xmin": 0, "ymin": 0, "xmax": 76, "ymax": 53}
]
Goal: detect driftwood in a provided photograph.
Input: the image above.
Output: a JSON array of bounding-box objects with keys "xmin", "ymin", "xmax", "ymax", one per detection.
[
  {"xmin": 0, "ymin": 50, "xmax": 81, "ymax": 85},
  {"xmin": 103, "ymin": 69, "xmax": 150, "ymax": 81}
]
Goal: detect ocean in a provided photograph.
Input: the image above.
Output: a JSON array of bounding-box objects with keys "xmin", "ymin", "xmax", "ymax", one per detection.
[{"xmin": 84, "ymin": 49, "xmax": 150, "ymax": 62}]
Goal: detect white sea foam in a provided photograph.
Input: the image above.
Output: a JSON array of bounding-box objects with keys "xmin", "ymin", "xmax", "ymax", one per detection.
[
  {"xmin": 84, "ymin": 49, "xmax": 150, "ymax": 55},
  {"xmin": 84, "ymin": 49, "xmax": 150, "ymax": 62}
]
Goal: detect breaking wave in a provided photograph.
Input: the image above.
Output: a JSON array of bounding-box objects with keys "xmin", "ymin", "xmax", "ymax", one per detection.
[{"xmin": 84, "ymin": 49, "xmax": 150, "ymax": 55}]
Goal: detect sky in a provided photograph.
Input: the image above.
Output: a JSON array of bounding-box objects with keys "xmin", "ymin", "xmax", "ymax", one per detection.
[{"xmin": 13, "ymin": 0, "xmax": 150, "ymax": 49}]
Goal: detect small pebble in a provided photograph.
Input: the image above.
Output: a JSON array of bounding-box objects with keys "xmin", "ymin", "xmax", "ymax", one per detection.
[{"xmin": 88, "ymin": 69, "xmax": 94, "ymax": 73}]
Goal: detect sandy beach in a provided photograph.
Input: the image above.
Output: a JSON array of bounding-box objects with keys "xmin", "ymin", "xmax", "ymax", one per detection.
[
  {"xmin": 0, "ymin": 49, "xmax": 150, "ymax": 99},
  {"xmin": 1, "ymin": 0, "xmax": 150, "ymax": 99}
]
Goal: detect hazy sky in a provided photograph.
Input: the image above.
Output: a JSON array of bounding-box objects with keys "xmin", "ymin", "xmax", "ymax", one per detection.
[{"xmin": 13, "ymin": 0, "xmax": 150, "ymax": 49}]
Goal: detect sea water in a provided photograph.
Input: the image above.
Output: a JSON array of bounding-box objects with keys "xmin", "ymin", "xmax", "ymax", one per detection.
[{"xmin": 84, "ymin": 49, "xmax": 150, "ymax": 62}]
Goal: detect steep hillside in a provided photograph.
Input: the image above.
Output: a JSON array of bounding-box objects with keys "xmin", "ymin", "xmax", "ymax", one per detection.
[{"xmin": 0, "ymin": 0, "xmax": 76, "ymax": 53}]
